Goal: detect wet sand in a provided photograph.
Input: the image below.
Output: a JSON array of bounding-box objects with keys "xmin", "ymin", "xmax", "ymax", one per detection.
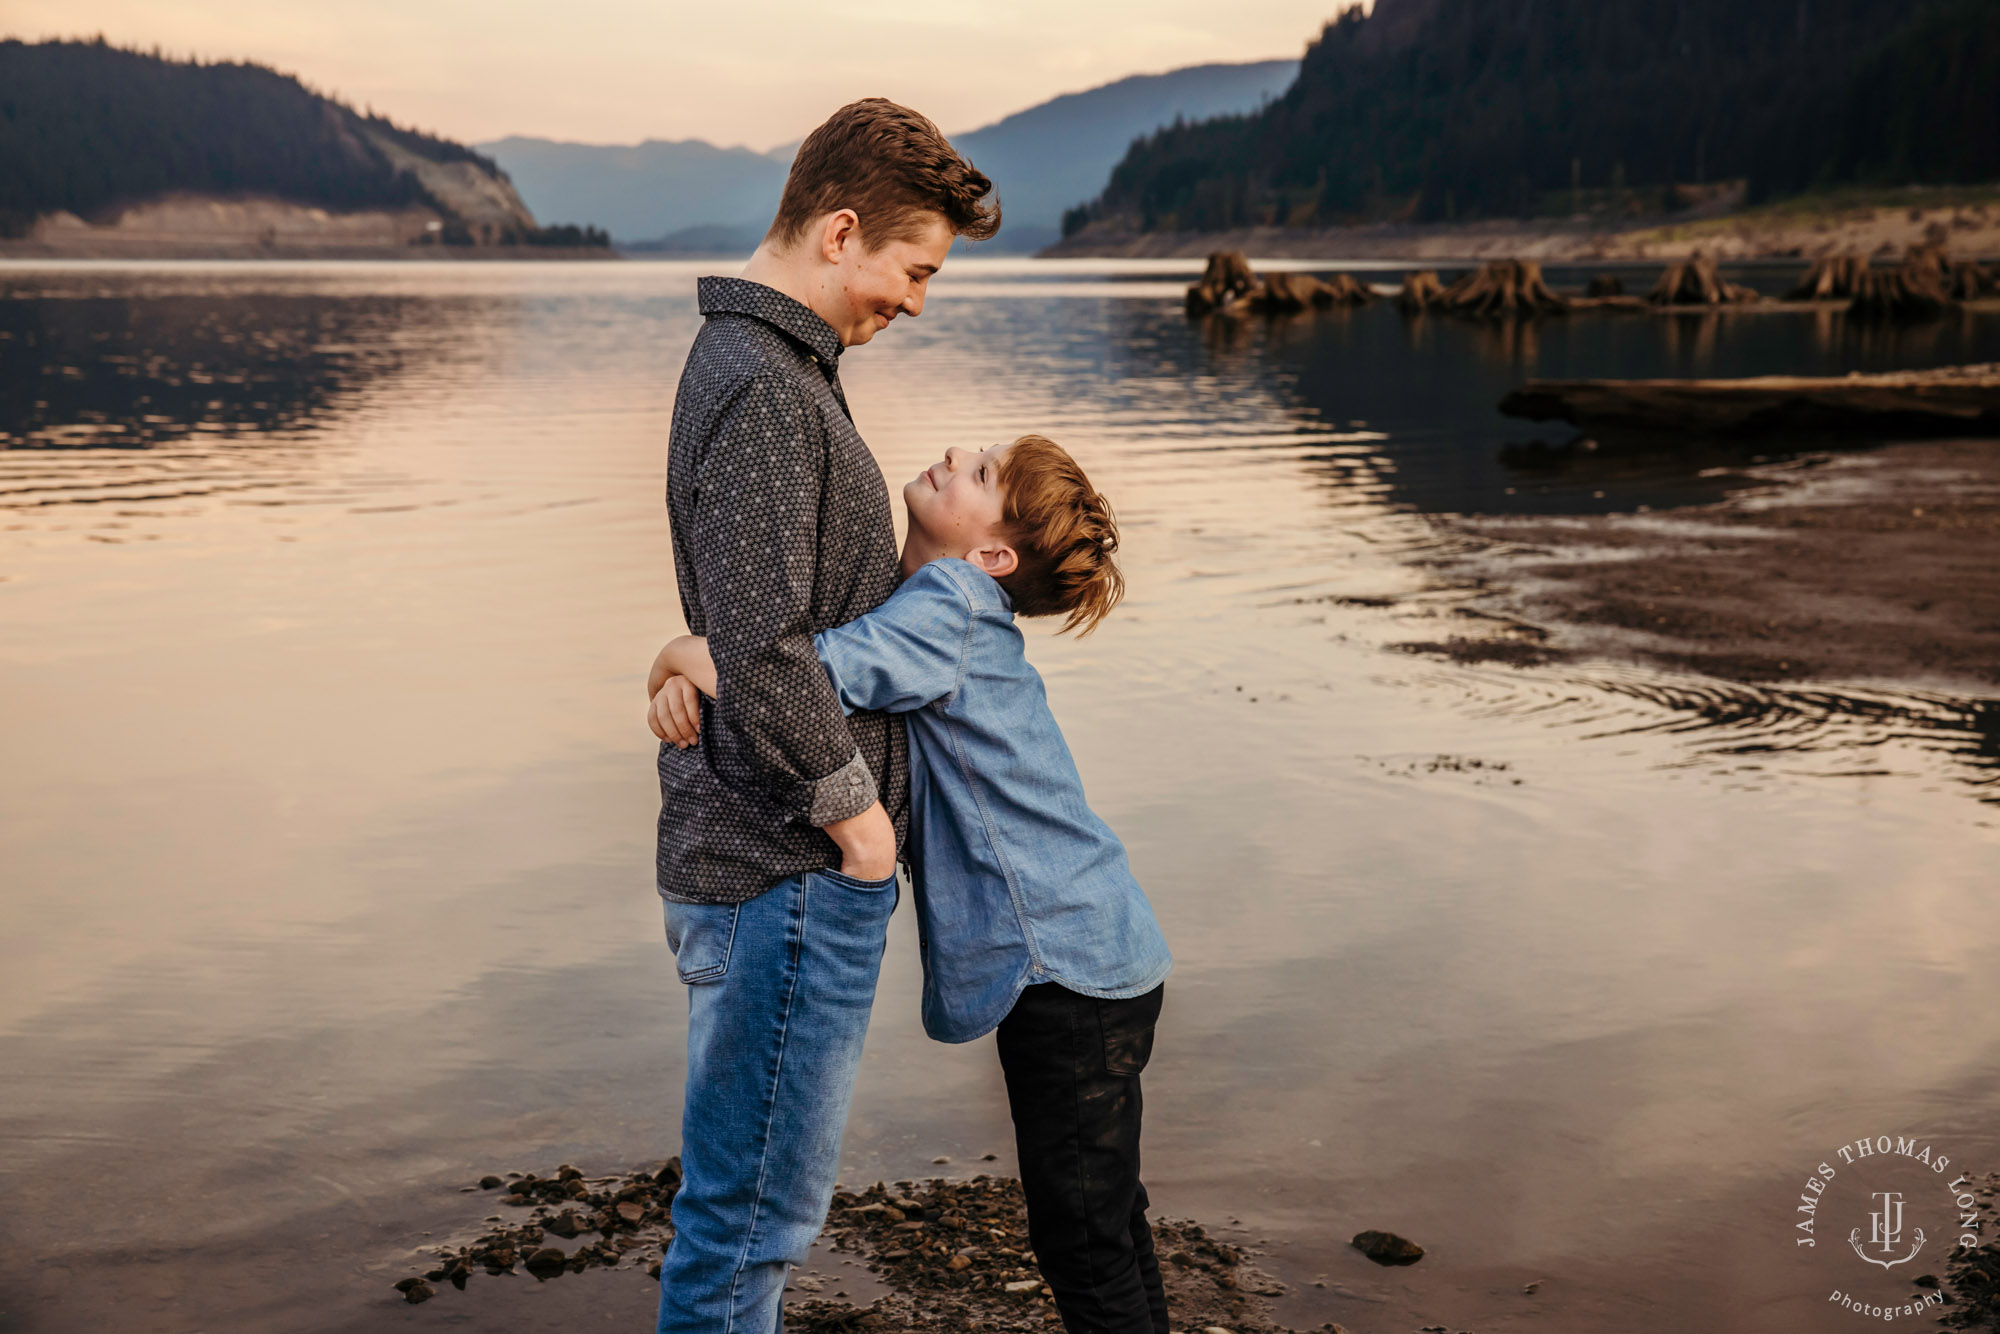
[{"xmin": 1404, "ymin": 437, "xmax": 2000, "ymax": 692}]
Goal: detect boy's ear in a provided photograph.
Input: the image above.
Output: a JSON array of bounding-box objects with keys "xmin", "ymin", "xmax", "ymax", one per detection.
[{"xmin": 969, "ymin": 542, "xmax": 1018, "ymax": 579}]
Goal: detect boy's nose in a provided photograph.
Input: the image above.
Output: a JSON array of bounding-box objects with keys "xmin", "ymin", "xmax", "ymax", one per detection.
[{"xmin": 943, "ymin": 446, "xmax": 966, "ymax": 469}]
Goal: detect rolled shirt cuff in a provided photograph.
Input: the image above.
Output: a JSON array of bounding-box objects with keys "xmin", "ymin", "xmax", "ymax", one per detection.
[{"xmin": 806, "ymin": 749, "xmax": 878, "ymax": 827}]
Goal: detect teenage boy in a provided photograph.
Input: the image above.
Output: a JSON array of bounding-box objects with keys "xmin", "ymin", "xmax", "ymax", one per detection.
[{"xmin": 648, "ymin": 99, "xmax": 998, "ymax": 1334}]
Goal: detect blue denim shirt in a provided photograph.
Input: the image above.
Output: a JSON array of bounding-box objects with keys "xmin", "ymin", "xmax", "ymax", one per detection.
[{"xmin": 812, "ymin": 558, "xmax": 1172, "ymax": 1043}]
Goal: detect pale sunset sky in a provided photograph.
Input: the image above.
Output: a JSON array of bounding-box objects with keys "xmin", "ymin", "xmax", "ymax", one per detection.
[{"xmin": 8, "ymin": 0, "xmax": 1359, "ymax": 150}]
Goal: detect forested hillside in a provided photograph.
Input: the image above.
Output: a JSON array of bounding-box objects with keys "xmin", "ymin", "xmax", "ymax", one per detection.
[
  {"xmin": 1065, "ymin": 0, "xmax": 2000, "ymax": 235},
  {"xmin": 0, "ymin": 39, "xmax": 605, "ymax": 245}
]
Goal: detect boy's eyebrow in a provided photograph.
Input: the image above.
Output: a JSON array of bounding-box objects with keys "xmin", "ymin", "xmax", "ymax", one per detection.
[{"xmin": 912, "ymin": 262, "xmax": 940, "ymax": 277}]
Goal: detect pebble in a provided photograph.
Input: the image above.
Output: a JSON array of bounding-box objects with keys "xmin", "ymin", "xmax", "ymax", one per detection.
[
  {"xmin": 1004, "ymin": 1279, "xmax": 1041, "ymax": 1293},
  {"xmin": 1350, "ymin": 1229, "xmax": 1424, "ymax": 1266},
  {"xmin": 393, "ymin": 1277, "xmax": 434, "ymax": 1305},
  {"xmin": 478, "ymin": 1175, "xmax": 504, "ymax": 1190}
]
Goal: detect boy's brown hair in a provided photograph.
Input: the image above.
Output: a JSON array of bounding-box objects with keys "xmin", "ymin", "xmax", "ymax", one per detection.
[
  {"xmin": 769, "ymin": 98, "xmax": 1001, "ymax": 250},
  {"xmin": 995, "ymin": 435, "xmax": 1124, "ymax": 636}
]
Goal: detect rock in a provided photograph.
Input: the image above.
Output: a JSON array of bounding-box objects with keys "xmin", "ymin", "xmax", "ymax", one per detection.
[
  {"xmin": 394, "ymin": 1277, "xmax": 435, "ymax": 1304},
  {"xmin": 932, "ymin": 1156, "xmax": 951, "ymax": 1164},
  {"xmin": 616, "ymin": 1201, "xmax": 645, "ymax": 1225},
  {"xmin": 1004, "ymin": 1279, "xmax": 1042, "ymax": 1293},
  {"xmin": 545, "ymin": 1209, "xmax": 581, "ymax": 1238},
  {"xmin": 947, "ymin": 1254, "xmax": 972, "ymax": 1272},
  {"xmin": 557, "ymin": 1164, "xmax": 583, "ymax": 1182},
  {"xmin": 501, "ymin": 1193, "xmax": 531, "ymax": 1207},
  {"xmin": 525, "ymin": 1247, "xmax": 567, "ymax": 1277},
  {"xmin": 478, "ymin": 1175, "xmax": 504, "ymax": 1189},
  {"xmin": 1202, "ymin": 1326, "xmax": 1236, "ymax": 1334},
  {"xmin": 1350, "ymin": 1229, "xmax": 1424, "ymax": 1266}
]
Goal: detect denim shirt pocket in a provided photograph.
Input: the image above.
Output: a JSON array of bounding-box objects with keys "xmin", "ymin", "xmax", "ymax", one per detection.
[{"xmin": 662, "ymin": 899, "xmax": 740, "ymax": 984}]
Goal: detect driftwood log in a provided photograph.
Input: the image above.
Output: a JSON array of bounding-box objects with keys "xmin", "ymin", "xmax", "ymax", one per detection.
[
  {"xmin": 1433, "ymin": 259, "xmax": 1569, "ymax": 317},
  {"xmin": 1649, "ymin": 254, "xmax": 1759, "ymax": 305},
  {"xmin": 1395, "ymin": 270, "xmax": 1445, "ymax": 311},
  {"xmin": 1499, "ymin": 363, "xmax": 2000, "ymax": 436},
  {"xmin": 1185, "ymin": 251, "xmax": 1373, "ymax": 315}
]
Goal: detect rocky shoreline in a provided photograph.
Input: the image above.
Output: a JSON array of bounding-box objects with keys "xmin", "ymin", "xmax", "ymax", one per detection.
[{"xmin": 389, "ymin": 1158, "xmax": 1424, "ymax": 1333}]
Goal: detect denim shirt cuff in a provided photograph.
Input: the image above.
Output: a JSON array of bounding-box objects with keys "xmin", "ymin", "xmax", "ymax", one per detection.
[{"xmin": 806, "ymin": 750, "xmax": 878, "ymax": 827}]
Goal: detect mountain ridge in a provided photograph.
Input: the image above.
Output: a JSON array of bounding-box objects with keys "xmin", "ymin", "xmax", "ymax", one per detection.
[
  {"xmin": 1061, "ymin": 0, "xmax": 2000, "ymax": 241},
  {"xmin": 0, "ymin": 39, "xmax": 607, "ymax": 253},
  {"xmin": 479, "ymin": 59, "xmax": 1300, "ymax": 252}
]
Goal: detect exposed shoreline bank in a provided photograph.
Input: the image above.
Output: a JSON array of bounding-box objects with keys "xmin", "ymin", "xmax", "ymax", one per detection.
[
  {"xmin": 1045, "ymin": 190, "xmax": 2000, "ymax": 265},
  {"xmin": 0, "ymin": 194, "xmax": 616, "ymax": 261}
]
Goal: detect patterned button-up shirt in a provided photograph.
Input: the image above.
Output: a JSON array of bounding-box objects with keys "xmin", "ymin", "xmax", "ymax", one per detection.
[{"xmin": 656, "ymin": 276, "xmax": 910, "ymax": 904}]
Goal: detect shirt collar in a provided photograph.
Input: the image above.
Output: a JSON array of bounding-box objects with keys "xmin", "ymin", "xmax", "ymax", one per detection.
[{"xmin": 697, "ymin": 276, "xmax": 844, "ymax": 366}]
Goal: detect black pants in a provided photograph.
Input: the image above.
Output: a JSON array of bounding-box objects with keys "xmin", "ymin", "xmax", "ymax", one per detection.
[{"xmin": 995, "ymin": 981, "xmax": 1168, "ymax": 1334}]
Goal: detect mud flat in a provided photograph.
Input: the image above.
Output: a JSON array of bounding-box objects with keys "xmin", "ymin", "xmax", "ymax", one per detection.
[
  {"xmin": 1400, "ymin": 437, "xmax": 2000, "ymax": 691},
  {"xmin": 1501, "ymin": 364, "xmax": 2000, "ymax": 437}
]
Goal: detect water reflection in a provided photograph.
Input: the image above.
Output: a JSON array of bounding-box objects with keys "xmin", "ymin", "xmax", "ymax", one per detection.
[{"xmin": 1, "ymin": 260, "xmax": 1995, "ymax": 1334}]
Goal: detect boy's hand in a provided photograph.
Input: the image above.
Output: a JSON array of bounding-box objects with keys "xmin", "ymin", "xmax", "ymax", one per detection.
[{"xmin": 649, "ymin": 674, "xmax": 704, "ymax": 748}]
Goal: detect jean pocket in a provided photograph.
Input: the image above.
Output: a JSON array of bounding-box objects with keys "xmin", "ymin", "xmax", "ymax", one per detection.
[
  {"xmin": 662, "ymin": 899, "xmax": 739, "ymax": 985},
  {"xmin": 813, "ymin": 865, "xmax": 900, "ymax": 892},
  {"xmin": 1099, "ymin": 984, "xmax": 1164, "ymax": 1077}
]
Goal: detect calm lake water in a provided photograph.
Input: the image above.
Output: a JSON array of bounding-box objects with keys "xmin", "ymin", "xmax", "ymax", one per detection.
[{"xmin": 2, "ymin": 258, "xmax": 1997, "ymax": 1333}]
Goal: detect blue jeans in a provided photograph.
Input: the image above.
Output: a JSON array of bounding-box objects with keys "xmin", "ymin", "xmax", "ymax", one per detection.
[{"xmin": 656, "ymin": 866, "xmax": 899, "ymax": 1334}]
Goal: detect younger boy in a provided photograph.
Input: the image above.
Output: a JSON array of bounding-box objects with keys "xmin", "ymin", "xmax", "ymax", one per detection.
[{"xmin": 648, "ymin": 434, "xmax": 1174, "ymax": 1334}]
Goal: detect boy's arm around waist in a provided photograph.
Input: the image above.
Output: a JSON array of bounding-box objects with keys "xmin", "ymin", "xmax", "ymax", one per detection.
[
  {"xmin": 812, "ymin": 561, "xmax": 975, "ymax": 715},
  {"xmin": 687, "ymin": 375, "xmax": 875, "ymax": 825}
]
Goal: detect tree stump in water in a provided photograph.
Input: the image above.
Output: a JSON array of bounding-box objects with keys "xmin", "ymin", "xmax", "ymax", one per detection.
[
  {"xmin": 1945, "ymin": 259, "xmax": 1998, "ymax": 301},
  {"xmin": 1436, "ymin": 259, "xmax": 1569, "ymax": 317},
  {"xmin": 1787, "ymin": 253, "xmax": 1868, "ymax": 300},
  {"xmin": 1256, "ymin": 271, "xmax": 1329, "ymax": 311},
  {"xmin": 1187, "ymin": 254, "xmax": 1373, "ymax": 315},
  {"xmin": 1586, "ymin": 274, "xmax": 1626, "ymax": 298},
  {"xmin": 1185, "ymin": 251, "xmax": 1257, "ymax": 314},
  {"xmin": 1848, "ymin": 248, "xmax": 1954, "ymax": 320},
  {"xmin": 1396, "ymin": 270, "xmax": 1445, "ymax": 311},
  {"xmin": 1648, "ymin": 254, "xmax": 1759, "ymax": 305}
]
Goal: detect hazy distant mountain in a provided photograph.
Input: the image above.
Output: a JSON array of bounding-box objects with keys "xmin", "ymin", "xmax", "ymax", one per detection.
[
  {"xmin": 480, "ymin": 58, "xmax": 1298, "ymax": 253},
  {"xmin": 950, "ymin": 59, "xmax": 1297, "ymax": 252},
  {"xmin": 473, "ymin": 136, "xmax": 788, "ymax": 251}
]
